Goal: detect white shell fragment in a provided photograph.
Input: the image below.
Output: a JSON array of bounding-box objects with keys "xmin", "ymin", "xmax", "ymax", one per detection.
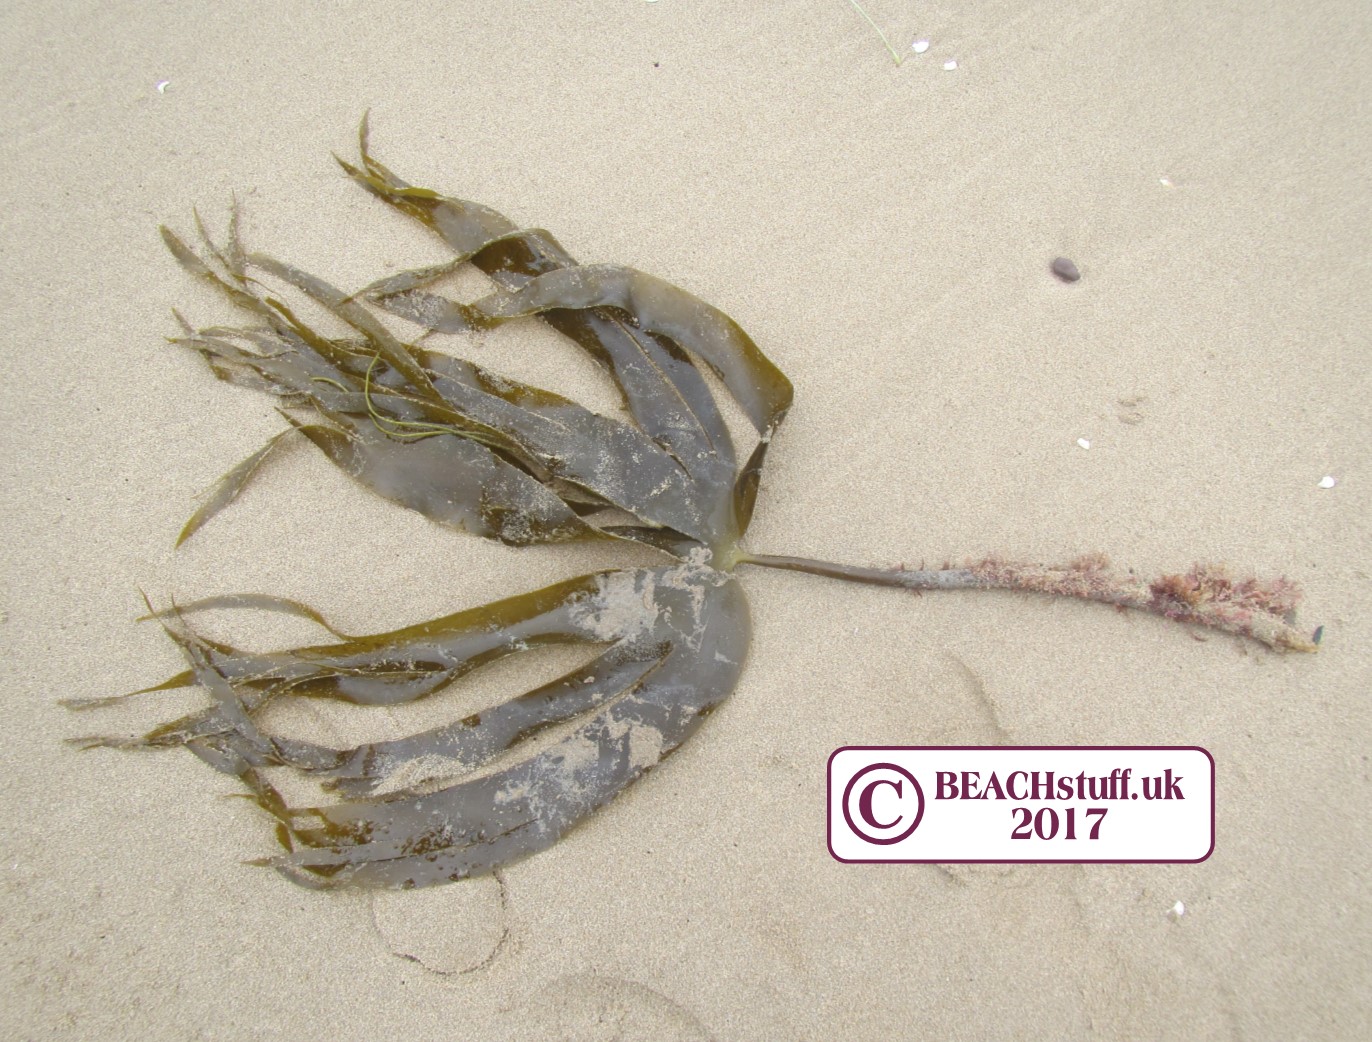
[
  {"xmin": 1318, "ymin": 475, "xmax": 1337, "ymax": 489},
  {"xmin": 912, "ymin": 40, "xmax": 930, "ymax": 54},
  {"xmin": 1077, "ymin": 438, "xmax": 1091, "ymax": 450},
  {"xmin": 943, "ymin": 59, "xmax": 958, "ymax": 70},
  {"xmin": 1159, "ymin": 177, "xmax": 1174, "ymax": 188},
  {"xmin": 1170, "ymin": 900, "xmax": 1186, "ymax": 918},
  {"xmin": 155, "ymin": 80, "xmax": 170, "ymax": 94}
]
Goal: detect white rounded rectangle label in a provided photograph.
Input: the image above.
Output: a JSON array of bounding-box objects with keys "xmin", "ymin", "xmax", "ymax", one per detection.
[{"xmin": 828, "ymin": 747, "xmax": 1215, "ymax": 863}]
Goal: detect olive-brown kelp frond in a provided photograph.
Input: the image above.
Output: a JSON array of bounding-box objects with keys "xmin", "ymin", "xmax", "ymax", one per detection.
[
  {"xmin": 72, "ymin": 119, "xmax": 1316, "ymax": 890},
  {"xmin": 164, "ymin": 118, "xmax": 792, "ymax": 555},
  {"xmin": 82, "ymin": 564, "xmax": 747, "ymax": 889}
]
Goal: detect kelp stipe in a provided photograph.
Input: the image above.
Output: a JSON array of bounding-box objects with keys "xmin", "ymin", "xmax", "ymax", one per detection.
[{"xmin": 71, "ymin": 120, "xmax": 1317, "ymax": 889}]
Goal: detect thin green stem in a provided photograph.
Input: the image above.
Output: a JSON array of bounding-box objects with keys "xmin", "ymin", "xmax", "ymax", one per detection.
[
  {"xmin": 360, "ymin": 352, "xmax": 501, "ymax": 446},
  {"xmin": 846, "ymin": 0, "xmax": 906, "ymax": 66}
]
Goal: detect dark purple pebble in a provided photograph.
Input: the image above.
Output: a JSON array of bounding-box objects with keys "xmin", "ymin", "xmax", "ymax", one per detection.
[{"xmin": 1052, "ymin": 256, "xmax": 1081, "ymax": 283}]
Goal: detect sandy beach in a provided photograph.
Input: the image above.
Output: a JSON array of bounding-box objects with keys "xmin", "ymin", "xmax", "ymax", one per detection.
[{"xmin": 3, "ymin": 1, "xmax": 1369, "ymax": 1038}]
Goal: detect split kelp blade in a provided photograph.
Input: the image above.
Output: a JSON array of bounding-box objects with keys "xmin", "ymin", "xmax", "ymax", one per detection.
[
  {"xmin": 90, "ymin": 121, "xmax": 796, "ymax": 888},
  {"xmin": 340, "ymin": 116, "xmax": 793, "ymax": 541},
  {"xmin": 162, "ymin": 210, "xmax": 792, "ymax": 548},
  {"xmin": 98, "ymin": 563, "xmax": 749, "ymax": 889}
]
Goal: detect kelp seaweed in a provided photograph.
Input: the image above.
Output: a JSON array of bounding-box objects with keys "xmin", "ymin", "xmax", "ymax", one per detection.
[{"xmin": 71, "ymin": 120, "xmax": 1319, "ymax": 889}]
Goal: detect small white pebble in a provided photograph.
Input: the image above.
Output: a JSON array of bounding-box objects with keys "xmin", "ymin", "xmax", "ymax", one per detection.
[
  {"xmin": 912, "ymin": 40, "xmax": 930, "ymax": 54},
  {"xmin": 1077, "ymin": 438, "xmax": 1091, "ymax": 450},
  {"xmin": 1170, "ymin": 900, "xmax": 1186, "ymax": 918},
  {"xmin": 943, "ymin": 59, "xmax": 958, "ymax": 70},
  {"xmin": 155, "ymin": 80, "xmax": 170, "ymax": 94},
  {"xmin": 1318, "ymin": 475, "xmax": 1337, "ymax": 489},
  {"xmin": 1159, "ymin": 176, "xmax": 1174, "ymax": 188}
]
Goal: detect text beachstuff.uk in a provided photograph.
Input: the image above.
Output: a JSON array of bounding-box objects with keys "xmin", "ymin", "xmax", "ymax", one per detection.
[{"xmin": 935, "ymin": 769, "xmax": 1185, "ymax": 802}]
